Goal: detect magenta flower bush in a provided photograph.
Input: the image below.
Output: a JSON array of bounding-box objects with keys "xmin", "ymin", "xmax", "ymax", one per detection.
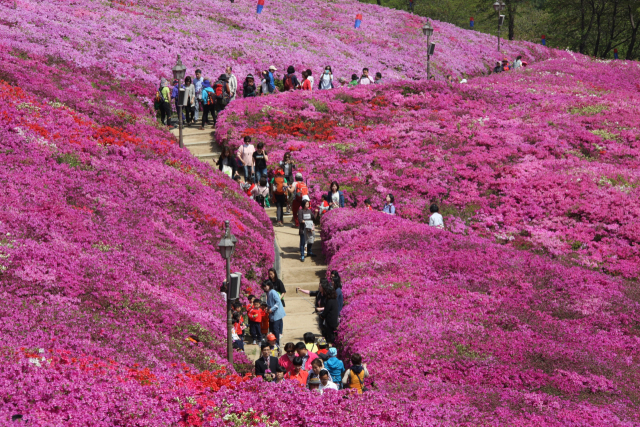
[
  {"xmin": 217, "ymin": 56, "xmax": 640, "ymax": 277},
  {"xmin": 322, "ymin": 208, "xmax": 640, "ymax": 426},
  {"xmin": 0, "ymin": 81, "xmax": 278, "ymax": 423},
  {"xmin": 0, "ymin": 0, "xmax": 557, "ymax": 95}
]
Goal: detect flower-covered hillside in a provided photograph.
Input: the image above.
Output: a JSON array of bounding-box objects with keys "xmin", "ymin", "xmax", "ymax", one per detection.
[
  {"xmin": 0, "ymin": 81, "xmax": 274, "ymax": 423},
  {"xmin": 1, "ymin": 0, "xmax": 558, "ymax": 97},
  {"xmin": 322, "ymin": 209, "xmax": 640, "ymax": 426},
  {"xmin": 218, "ymin": 56, "xmax": 640, "ymax": 277}
]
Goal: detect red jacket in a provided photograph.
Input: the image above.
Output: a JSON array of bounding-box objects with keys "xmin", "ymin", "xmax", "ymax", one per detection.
[{"xmin": 248, "ymin": 307, "xmax": 264, "ymax": 323}]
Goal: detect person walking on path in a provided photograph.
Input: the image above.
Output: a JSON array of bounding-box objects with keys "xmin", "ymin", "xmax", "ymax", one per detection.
[
  {"xmin": 282, "ymin": 66, "xmax": 300, "ymax": 91},
  {"xmin": 298, "ymin": 197, "xmax": 318, "ymax": 262},
  {"xmin": 319, "ymin": 285, "xmax": 340, "ymax": 344},
  {"xmin": 226, "ymin": 66, "xmax": 237, "ymax": 101},
  {"xmin": 272, "ymin": 168, "xmax": 288, "ymax": 227},
  {"xmin": 157, "ymin": 78, "xmax": 172, "ymax": 128},
  {"xmin": 279, "ymin": 342, "xmax": 297, "ymax": 373},
  {"xmin": 262, "ymin": 280, "xmax": 285, "ymax": 345},
  {"xmin": 266, "ymin": 268, "xmax": 286, "ymax": 308},
  {"xmin": 324, "ymin": 347, "xmax": 345, "ymax": 387},
  {"xmin": 342, "ymin": 353, "xmax": 369, "ymax": 394},
  {"xmin": 383, "ymin": 194, "xmax": 396, "ymax": 215},
  {"xmin": 295, "ymin": 341, "xmax": 318, "ymax": 371},
  {"xmin": 429, "ymin": 203, "xmax": 444, "ymax": 228},
  {"xmin": 236, "ymin": 136, "xmax": 255, "ymax": 182},
  {"xmin": 358, "ymin": 68, "xmax": 374, "ymax": 85},
  {"xmin": 319, "ymin": 369, "xmax": 339, "ymax": 393},
  {"xmin": 290, "ymin": 173, "xmax": 308, "ymax": 227},
  {"xmin": 330, "ymin": 270, "xmax": 344, "ymax": 314},
  {"xmin": 252, "ymin": 142, "xmax": 269, "ymax": 184},
  {"xmin": 183, "ymin": 76, "xmax": 196, "ymax": 125},
  {"xmin": 284, "ymin": 357, "xmax": 308, "ymax": 386},
  {"xmin": 199, "ymin": 78, "xmax": 214, "ymax": 130},
  {"xmin": 251, "ymin": 176, "xmax": 269, "ymax": 208},
  {"xmin": 255, "ymin": 343, "xmax": 280, "ymax": 377},
  {"xmin": 212, "ymin": 74, "xmax": 231, "ymax": 127},
  {"xmin": 248, "ymin": 298, "xmax": 265, "ymax": 345},
  {"xmin": 243, "ymin": 74, "xmax": 258, "ymax": 98},
  {"xmin": 194, "ymin": 69, "xmax": 204, "ymax": 122},
  {"xmin": 318, "ymin": 66, "xmax": 334, "ymax": 90},
  {"xmin": 217, "ymin": 146, "xmax": 238, "ymax": 178},
  {"xmin": 297, "ymin": 283, "xmax": 326, "ymax": 313}
]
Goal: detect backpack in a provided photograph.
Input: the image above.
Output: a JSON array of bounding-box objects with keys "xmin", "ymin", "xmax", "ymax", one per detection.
[
  {"xmin": 255, "ymin": 194, "xmax": 265, "ymax": 207},
  {"xmin": 205, "ymin": 89, "xmax": 216, "ymax": 106},
  {"xmin": 154, "ymin": 87, "xmax": 166, "ymax": 110},
  {"xmin": 283, "ymin": 74, "xmax": 294, "ymax": 91},
  {"xmin": 213, "ymin": 81, "xmax": 225, "ymax": 99},
  {"xmin": 295, "ymin": 182, "xmax": 308, "ymax": 199},
  {"xmin": 273, "ymin": 176, "xmax": 286, "ymax": 195}
]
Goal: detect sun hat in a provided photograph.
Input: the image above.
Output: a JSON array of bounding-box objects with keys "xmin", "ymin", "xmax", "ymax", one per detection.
[
  {"xmin": 328, "ymin": 348, "xmax": 337, "ymax": 357},
  {"xmin": 266, "ymin": 333, "xmax": 276, "ymax": 341},
  {"xmin": 269, "ymin": 65, "xmax": 277, "ymax": 71},
  {"xmin": 295, "ymin": 172, "xmax": 303, "ymax": 179},
  {"xmin": 317, "ymin": 337, "xmax": 327, "ymax": 346},
  {"xmin": 302, "ymin": 195, "xmax": 310, "ymax": 202},
  {"xmin": 308, "ymin": 377, "xmax": 321, "ymax": 385}
]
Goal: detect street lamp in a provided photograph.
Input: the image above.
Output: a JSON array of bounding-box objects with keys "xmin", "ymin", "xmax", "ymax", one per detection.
[
  {"xmin": 493, "ymin": 0, "xmax": 506, "ymax": 52},
  {"xmin": 422, "ymin": 21, "xmax": 434, "ymax": 80},
  {"xmin": 171, "ymin": 55, "xmax": 187, "ymax": 149},
  {"xmin": 218, "ymin": 220, "xmax": 237, "ymax": 364}
]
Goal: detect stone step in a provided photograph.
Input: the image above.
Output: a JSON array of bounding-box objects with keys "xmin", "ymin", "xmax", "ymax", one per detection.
[
  {"xmin": 281, "ymin": 266, "xmax": 326, "ymax": 284},
  {"xmin": 170, "ymin": 124, "xmax": 216, "ymax": 137},
  {"xmin": 186, "ymin": 142, "xmax": 218, "ymax": 156},
  {"xmin": 195, "ymin": 152, "xmax": 221, "ymax": 160}
]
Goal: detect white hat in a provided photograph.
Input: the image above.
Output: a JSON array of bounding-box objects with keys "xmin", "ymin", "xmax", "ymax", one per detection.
[
  {"xmin": 302, "ymin": 195, "xmax": 310, "ymax": 202},
  {"xmin": 269, "ymin": 65, "xmax": 277, "ymax": 71}
]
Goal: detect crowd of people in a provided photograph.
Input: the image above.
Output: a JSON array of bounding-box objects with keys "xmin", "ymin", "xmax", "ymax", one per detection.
[
  {"xmin": 228, "ymin": 265, "xmax": 368, "ymax": 393},
  {"xmin": 492, "ymin": 55, "xmax": 525, "ymax": 73},
  {"xmin": 154, "ymin": 65, "xmax": 386, "ymax": 129}
]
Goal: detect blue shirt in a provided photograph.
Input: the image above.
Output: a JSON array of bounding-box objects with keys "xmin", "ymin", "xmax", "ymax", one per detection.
[
  {"xmin": 267, "ymin": 289, "xmax": 286, "ymax": 321},
  {"xmin": 267, "ymin": 71, "xmax": 275, "ymax": 93},
  {"xmin": 336, "ymin": 288, "xmax": 344, "ymax": 313},
  {"xmin": 383, "ymin": 203, "xmax": 396, "ymax": 215}
]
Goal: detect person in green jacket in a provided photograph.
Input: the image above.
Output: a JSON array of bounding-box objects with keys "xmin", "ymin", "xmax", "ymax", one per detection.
[
  {"xmin": 349, "ymin": 74, "xmax": 359, "ymax": 87},
  {"xmin": 158, "ymin": 78, "xmax": 172, "ymax": 128}
]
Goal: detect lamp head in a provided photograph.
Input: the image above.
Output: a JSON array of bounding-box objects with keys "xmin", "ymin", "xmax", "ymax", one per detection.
[
  {"xmin": 422, "ymin": 21, "xmax": 434, "ymax": 37},
  {"xmin": 172, "ymin": 54, "xmax": 187, "ymax": 81}
]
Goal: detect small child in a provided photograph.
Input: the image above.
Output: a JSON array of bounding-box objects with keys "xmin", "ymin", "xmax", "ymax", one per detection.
[
  {"xmin": 233, "ymin": 302, "xmax": 245, "ymax": 340},
  {"xmin": 304, "ymin": 332, "xmax": 317, "ymax": 353},
  {"xmin": 248, "ymin": 299, "xmax": 264, "ymax": 345},
  {"xmin": 265, "ymin": 333, "xmax": 280, "ymax": 357},
  {"xmin": 364, "ymin": 199, "xmax": 373, "ymax": 211},
  {"xmin": 260, "ymin": 302, "xmax": 270, "ymax": 336},
  {"xmin": 245, "ymin": 295, "xmax": 256, "ymax": 312},
  {"xmin": 232, "ymin": 312, "xmax": 245, "ymax": 351},
  {"xmin": 316, "ymin": 337, "xmax": 330, "ymax": 361},
  {"xmin": 428, "ymin": 203, "xmax": 444, "ymax": 229}
]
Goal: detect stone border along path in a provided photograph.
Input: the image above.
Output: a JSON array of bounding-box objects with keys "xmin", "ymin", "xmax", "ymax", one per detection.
[{"xmin": 172, "ymin": 123, "xmax": 324, "ymax": 360}]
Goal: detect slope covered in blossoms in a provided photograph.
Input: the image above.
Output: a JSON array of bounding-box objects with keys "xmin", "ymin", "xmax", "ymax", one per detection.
[
  {"xmin": 322, "ymin": 208, "xmax": 640, "ymax": 426},
  {"xmin": 0, "ymin": 0, "xmax": 555, "ymax": 96},
  {"xmin": 0, "ymin": 81, "xmax": 277, "ymax": 423},
  {"xmin": 218, "ymin": 55, "xmax": 640, "ymax": 277}
]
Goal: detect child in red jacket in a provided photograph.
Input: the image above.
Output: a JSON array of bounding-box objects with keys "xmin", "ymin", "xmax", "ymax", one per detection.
[
  {"xmin": 248, "ymin": 299, "xmax": 265, "ymax": 345},
  {"xmin": 260, "ymin": 301, "xmax": 270, "ymax": 336}
]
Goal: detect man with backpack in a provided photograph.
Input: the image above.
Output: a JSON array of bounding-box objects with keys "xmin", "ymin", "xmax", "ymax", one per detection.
[
  {"xmin": 272, "ymin": 168, "xmax": 288, "ymax": 227},
  {"xmin": 282, "ymin": 66, "xmax": 300, "ymax": 91},
  {"xmin": 155, "ymin": 78, "xmax": 172, "ymax": 128},
  {"xmin": 211, "ymin": 74, "xmax": 231, "ymax": 128},
  {"xmin": 289, "ymin": 172, "xmax": 308, "ymax": 228},
  {"xmin": 199, "ymin": 78, "xmax": 215, "ymax": 130}
]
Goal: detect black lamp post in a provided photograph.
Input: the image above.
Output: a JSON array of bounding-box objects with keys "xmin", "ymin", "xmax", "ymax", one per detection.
[
  {"xmin": 422, "ymin": 21, "xmax": 434, "ymax": 80},
  {"xmin": 171, "ymin": 55, "xmax": 186, "ymax": 148},
  {"xmin": 218, "ymin": 220, "xmax": 237, "ymax": 364},
  {"xmin": 493, "ymin": 1, "xmax": 506, "ymax": 52}
]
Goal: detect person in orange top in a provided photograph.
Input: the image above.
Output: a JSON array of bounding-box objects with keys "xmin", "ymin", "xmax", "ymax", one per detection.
[
  {"xmin": 285, "ymin": 357, "xmax": 308, "ymax": 386},
  {"xmin": 260, "ymin": 301, "xmax": 270, "ymax": 336},
  {"xmin": 248, "ymin": 299, "xmax": 265, "ymax": 345}
]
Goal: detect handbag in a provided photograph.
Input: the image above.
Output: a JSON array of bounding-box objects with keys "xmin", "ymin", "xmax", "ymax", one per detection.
[{"xmin": 222, "ymin": 165, "xmax": 233, "ymax": 178}]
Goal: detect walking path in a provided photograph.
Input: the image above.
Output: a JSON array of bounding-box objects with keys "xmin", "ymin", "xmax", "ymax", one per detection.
[
  {"xmin": 266, "ymin": 207, "xmax": 325, "ymax": 346},
  {"xmin": 169, "ymin": 123, "xmax": 220, "ymax": 166},
  {"xmin": 171, "ymin": 122, "xmax": 325, "ymax": 359}
]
